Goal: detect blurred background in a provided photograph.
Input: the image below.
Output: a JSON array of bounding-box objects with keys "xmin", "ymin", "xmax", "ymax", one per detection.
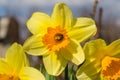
[{"xmin": 0, "ymin": 0, "xmax": 120, "ymax": 66}]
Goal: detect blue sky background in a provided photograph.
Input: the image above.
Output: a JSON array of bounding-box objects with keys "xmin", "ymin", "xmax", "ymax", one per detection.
[
  {"xmin": 0, "ymin": 0, "xmax": 120, "ymax": 20},
  {"xmin": 0, "ymin": 0, "xmax": 120, "ymax": 17},
  {"xmin": 0, "ymin": 0, "xmax": 120, "ymax": 41}
]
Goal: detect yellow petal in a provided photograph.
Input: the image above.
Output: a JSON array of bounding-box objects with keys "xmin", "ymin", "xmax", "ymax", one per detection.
[
  {"xmin": 60, "ymin": 39, "xmax": 85, "ymax": 65},
  {"xmin": 5, "ymin": 43, "xmax": 29, "ymax": 74},
  {"xmin": 51, "ymin": 3, "xmax": 73, "ymax": 30},
  {"xmin": 106, "ymin": 39, "xmax": 120, "ymax": 56},
  {"xmin": 23, "ymin": 34, "xmax": 49, "ymax": 56},
  {"xmin": 19, "ymin": 67, "xmax": 45, "ymax": 80},
  {"xmin": 73, "ymin": 18, "xmax": 95, "ymax": 27},
  {"xmin": 43, "ymin": 52, "xmax": 68, "ymax": 76},
  {"xmin": 68, "ymin": 18, "xmax": 97, "ymax": 42},
  {"xmin": 83, "ymin": 39, "xmax": 106, "ymax": 62},
  {"xmin": 27, "ymin": 12, "xmax": 51, "ymax": 34},
  {"xmin": 76, "ymin": 61, "xmax": 101, "ymax": 80},
  {"xmin": 0, "ymin": 58, "xmax": 12, "ymax": 74}
]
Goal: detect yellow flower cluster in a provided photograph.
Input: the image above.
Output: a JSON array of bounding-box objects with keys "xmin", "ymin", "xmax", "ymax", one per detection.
[{"xmin": 1, "ymin": 2, "xmax": 120, "ymax": 80}]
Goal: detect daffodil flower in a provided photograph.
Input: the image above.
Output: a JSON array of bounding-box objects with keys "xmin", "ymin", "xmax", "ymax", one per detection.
[
  {"xmin": 76, "ymin": 39, "xmax": 120, "ymax": 80},
  {"xmin": 0, "ymin": 43, "xmax": 45, "ymax": 80},
  {"xmin": 23, "ymin": 3, "xmax": 97, "ymax": 76}
]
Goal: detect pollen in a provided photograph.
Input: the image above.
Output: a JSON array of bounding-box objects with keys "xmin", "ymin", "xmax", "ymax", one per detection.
[
  {"xmin": 42, "ymin": 26, "xmax": 69, "ymax": 52},
  {"xmin": 101, "ymin": 56, "xmax": 120, "ymax": 80},
  {"xmin": 0, "ymin": 74, "xmax": 19, "ymax": 80}
]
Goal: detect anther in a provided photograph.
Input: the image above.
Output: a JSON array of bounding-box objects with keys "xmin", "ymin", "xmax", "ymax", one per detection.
[{"xmin": 54, "ymin": 33, "xmax": 64, "ymax": 41}]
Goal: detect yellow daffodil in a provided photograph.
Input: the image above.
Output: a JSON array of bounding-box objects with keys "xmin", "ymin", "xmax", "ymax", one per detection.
[
  {"xmin": 23, "ymin": 3, "xmax": 97, "ymax": 76},
  {"xmin": 0, "ymin": 43, "xmax": 45, "ymax": 80},
  {"xmin": 76, "ymin": 39, "xmax": 120, "ymax": 80}
]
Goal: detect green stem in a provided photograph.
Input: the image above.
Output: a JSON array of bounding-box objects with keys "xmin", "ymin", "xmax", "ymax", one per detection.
[
  {"xmin": 65, "ymin": 64, "xmax": 69, "ymax": 80},
  {"xmin": 45, "ymin": 72, "xmax": 56, "ymax": 80},
  {"xmin": 70, "ymin": 65, "xmax": 75, "ymax": 80}
]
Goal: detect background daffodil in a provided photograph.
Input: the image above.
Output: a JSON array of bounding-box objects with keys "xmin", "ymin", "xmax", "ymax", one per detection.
[
  {"xmin": 23, "ymin": 3, "xmax": 97, "ymax": 76},
  {"xmin": 0, "ymin": 43, "xmax": 45, "ymax": 80},
  {"xmin": 76, "ymin": 39, "xmax": 120, "ymax": 80}
]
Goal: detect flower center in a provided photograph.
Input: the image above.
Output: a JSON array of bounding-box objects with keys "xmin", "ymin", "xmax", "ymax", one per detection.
[
  {"xmin": 101, "ymin": 56, "xmax": 120, "ymax": 80},
  {"xmin": 54, "ymin": 33, "xmax": 64, "ymax": 41},
  {"xmin": 0, "ymin": 74, "xmax": 19, "ymax": 80},
  {"xmin": 42, "ymin": 26, "xmax": 69, "ymax": 52}
]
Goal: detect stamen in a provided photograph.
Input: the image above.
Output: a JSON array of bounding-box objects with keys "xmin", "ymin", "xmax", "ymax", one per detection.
[
  {"xmin": 54, "ymin": 33, "xmax": 64, "ymax": 41},
  {"xmin": 101, "ymin": 56, "xmax": 120, "ymax": 80}
]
